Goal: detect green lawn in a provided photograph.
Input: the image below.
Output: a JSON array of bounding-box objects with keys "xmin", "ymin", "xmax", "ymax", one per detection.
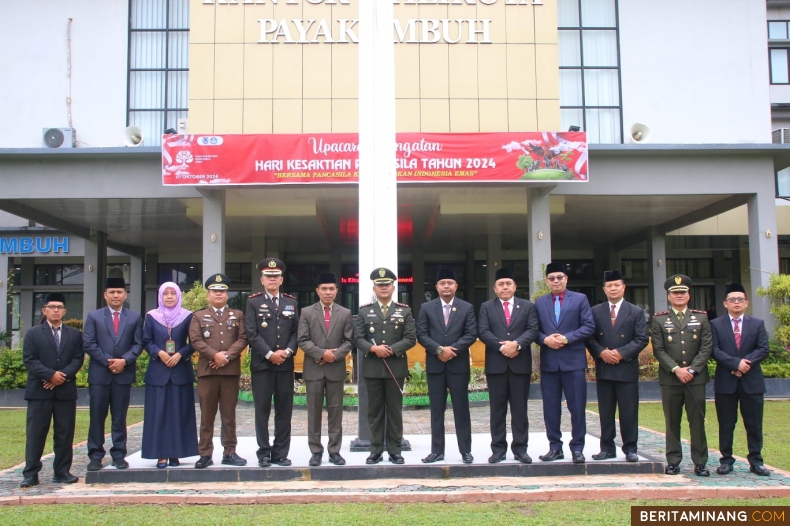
[
  {"xmin": 588, "ymin": 400, "xmax": 790, "ymax": 470},
  {"xmin": 1, "ymin": 500, "xmax": 789, "ymax": 526},
  {"xmin": 0, "ymin": 407, "xmax": 144, "ymax": 470}
]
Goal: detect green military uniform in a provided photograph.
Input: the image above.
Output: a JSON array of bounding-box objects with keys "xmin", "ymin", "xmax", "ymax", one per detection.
[
  {"xmin": 354, "ymin": 268, "xmax": 417, "ymax": 458},
  {"xmin": 651, "ymin": 274, "xmax": 712, "ymax": 473}
]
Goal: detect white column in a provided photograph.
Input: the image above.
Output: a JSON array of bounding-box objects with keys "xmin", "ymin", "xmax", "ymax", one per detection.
[
  {"xmin": 83, "ymin": 232, "xmax": 108, "ymax": 319},
  {"xmin": 0, "ymin": 256, "xmax": 8, "ymax": 337},
  {"xmin": 528, "ymin": 188, "xmax": 552, "ymax": 299},
  {"xmin": 129, "ymin": 254, "xmax": 144, "ymax": 313},
  {"xmin": 748, "ymin": 192, "xmax": 779, "ymax": 332},
  {"xmin": 647, "ymin": 227, "xmax": 666, "ymax": 316},
  {"xmin": 202, "ymin": 190, "xmax": 226, "ymax": 283},
  {"xmin": 358, "ymin": 0, "xmax": 397, "ymax": 305}
]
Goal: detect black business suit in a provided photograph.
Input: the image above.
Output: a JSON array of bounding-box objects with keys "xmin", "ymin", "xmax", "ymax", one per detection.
[
  {"xmin": 586, "ymin": 300, "xmax": 648, "ymax": 456},
  {"xmin": 711, "ymin": 314, "xmax": 769, "ymax": 468},
  {"xmin": 478, "ymin": 297, "xmax": 539, "ymax": 457},
  {"xmin": 416, "ymin": 297, "xmax": 477, "ymax": 456},
  {"xmin": 22, "ymin": 322, "xmax": 85, "ymax": 480}
]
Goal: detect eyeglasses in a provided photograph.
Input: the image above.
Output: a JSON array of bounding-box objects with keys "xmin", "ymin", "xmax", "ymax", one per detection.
[
  {"xmin": 546, "ymin": 276, "xmax": 566, "ymax": 282},
  {"xmin": 726, "ymin": 297, "xmax": 747, "ymax": 303},
  {"xmin": 45, "ymin": 305, "xmax": 65, "ymax": 310}
]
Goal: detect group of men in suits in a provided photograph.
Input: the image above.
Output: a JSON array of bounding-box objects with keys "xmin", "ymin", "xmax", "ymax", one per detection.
[{"xmin": 20, "ymin": 260, "xmax": 773, "ymax": 482}]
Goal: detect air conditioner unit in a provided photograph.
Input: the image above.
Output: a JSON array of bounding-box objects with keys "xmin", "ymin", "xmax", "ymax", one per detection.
[
  {"xmin": 42, "ymin": 127, "xmax": 76, "ymax": 149},
  {"xmin": 773, "ymin": 128, "xmax": 790, "ymax": 144}
]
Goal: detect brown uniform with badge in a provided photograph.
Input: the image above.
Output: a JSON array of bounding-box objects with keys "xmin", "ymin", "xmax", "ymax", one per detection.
[
  {"xmin": 189, "ymin": 273, "xmax": 248, "ymax": 459},
  {"xmin": 651, "ymin": 274, "xmax": 712, "ymax": 473}
]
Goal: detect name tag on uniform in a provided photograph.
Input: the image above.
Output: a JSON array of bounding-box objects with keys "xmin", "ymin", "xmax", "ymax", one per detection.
[
  {"xmin": 687, "ymin": 322, "xmax": 701, "ymax": 327},
  {"xmin": 367, "ymin": 314, "xmax": 378, "ymax": 317}
]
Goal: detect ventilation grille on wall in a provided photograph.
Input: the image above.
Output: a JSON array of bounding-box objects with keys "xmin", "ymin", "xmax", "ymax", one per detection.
[{"xmin": 772, "ymin": 128, "xmax": 790, "ymax": 144}]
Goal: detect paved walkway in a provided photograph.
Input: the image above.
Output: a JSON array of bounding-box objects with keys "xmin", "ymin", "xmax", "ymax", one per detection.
[{"xmin": 1, "ymin": 401, "xmax": 789, "ymax": 504}]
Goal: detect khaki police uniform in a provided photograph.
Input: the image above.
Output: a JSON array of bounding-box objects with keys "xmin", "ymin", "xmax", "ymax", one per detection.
[
  {"xmin": 188, "ymin": 274, "xmax": 248, "ymax": 458},
  {"xmin": 651, "ymin": 274, "xmax": 712, "ymax": 471}
]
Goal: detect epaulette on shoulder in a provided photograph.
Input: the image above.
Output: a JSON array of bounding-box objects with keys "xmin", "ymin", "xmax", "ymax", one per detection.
[
  {"xmin": 395, "ymin": 302, "xmax": 410, "ymax": 308},
  {"xmin": 654, "ymin": 311, "xmax": 669, "ymax": 316},
  {"xmin": 691, "ymin": 309, "xmax": 707, "ymax": 314},
  {"xmin": 248, "ymin": 292, "xmax": 263, "ymax": 298},
  {"xmin": 360, "ymin": 302, "xmax": 373, "ymax": 308},
  {"xmin": 282, "ymin": 292, "xmax": 296, "ymax": 299}
]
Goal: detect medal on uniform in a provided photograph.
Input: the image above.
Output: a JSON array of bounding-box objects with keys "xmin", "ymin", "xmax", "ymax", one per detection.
[
  {"xmin": 204, "ymin": 329, "xmax": 210, "ymax": 338},
  {"xmin": 262, "ymin": 321, "xmax": 268, "ymax": 328},
  {"xmin": 166, "ymin": 339, "xmax": 176, "ymax": 355},
  {"xmin": 693, "ymin": 334, "xmax": 697, "ymax": 339},
  {"xmin": 668, "ymin": 336, "xmax": 673, "ymax": 342},
  {"xmin": 370, "ymin": 326, "xmax": 375, "ymax": 333}
]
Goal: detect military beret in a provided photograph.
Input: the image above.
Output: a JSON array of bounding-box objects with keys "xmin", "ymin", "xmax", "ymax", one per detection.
[
  {"xmin": 105, "ymin": 277, "xmax": 126, "ymax": 290},
  {"xmin": 371, "ymin": 267, "xmax": 397, "ymax": 284},
  {"xmin": 494, "ymin": 267, "xmax": 515, "ymax": 282},
  {"xmin": 205, "ymin": 273, "xmax": 231, "ymax": 290},
  {"xmin": 258, "ymin": 258, "xmax": 285, "ymax": 276},
  {"xmin": 435, "ymin": 267, "xmax": 457, "ymax": 283},
  {"xmin": 316, "ymin": 272, "xmax": 337, "ymax": 286},
  {"xmin": 665, "ymin": 274, "xmax": 692, "ymax": 292}
]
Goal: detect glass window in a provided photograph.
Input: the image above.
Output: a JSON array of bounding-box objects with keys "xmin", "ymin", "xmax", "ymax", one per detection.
[
  {"xmin": 128, "ymin": 0, "xmax": 189, "ymax": 146},
  {"xmin": 560, "ymin": 70, "xmax": 583, "ymax": 106},
  {"xmin": 561, "ymin": 108, "xmax": 584, "ymax": 133},
  {"xmin": 771, "ymin": 49, "xmax": 789, "ymax": 84},
  {"xmin": 61, "ymin": 264, "xmax": 85, "ymax": 285},
  {"xmin": 769, "ymin": 21, "xmax": 789, "ymax": 40},
  {"xmin": 558, "ymin": 0, "xmax": 580, "ymax": 27},
  {"xmin": 158, "ymin": 263, "xmax": 201, "ymax": 288},
  {"xmin": 11, "ymin": 292, "xmax": 21, "ymax": 331},
  {"xmin": 582, "ymin": 30, "xmax": 618, "ymax": 67},
  {"xmin": 581, "ymin": 0, "xmax": 617, "ymax": 27},
  {"xmin": 558, "ymin": 30, "xmax": 581, "ymax": 66},
  {"xmin": 585, "ymin": 108, "xmax": 622, "ymax": 144},
  {"xmin": 34, "ymin": 264, "xmax": 84, "ymax": 286}
]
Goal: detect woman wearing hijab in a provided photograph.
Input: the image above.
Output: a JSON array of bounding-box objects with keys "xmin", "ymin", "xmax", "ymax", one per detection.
[{"xmin": 141, "ymin": 282, "xmax": 198, "ymax": 468}]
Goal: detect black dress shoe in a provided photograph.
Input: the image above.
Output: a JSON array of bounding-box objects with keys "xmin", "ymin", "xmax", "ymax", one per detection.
[
  {"xmin": 751, "ymin": 465, "xmax": 771, "ymax": 477},
  {"xmin": 112, "ymin": 458, "xmax": 129, "ymax": 470},
  {"xmin": 514, "ymin": 453, "xmax": 532, "ymax": 464},
  {"xmin": 328, "ymin": 453, "xmax": 346, "ymax": 466},
  {"xmin": 695, "ymin": 464, "xmax": 710, "ymax": 477},
  {"xmin": 626, "ymin": 452, "xmax": 639, "ymax": 463},
  {"xmin": 169, "ymin": 458, "xmax": 180, "ymax": 467},
  {"xmin": 488, "ymin": 453, "xmax": 506, "ymax": 464},
  {"xmin": 19, "ymin": 477, "xmax": 39, "ymax": 488},
  {"xmin": 366, "ymin": 453, "xmax": 383, "ymax": 464},
  {"xmin": 539, "ymin": 450, "xmax": 564, "ymax": 462},
  {"xmin": 195, "ymin": 456, "xmax": 214, "ymax": 469},
  {"xmin": 257, "ymin": 458, "xmax": 271, "ymax": 468},
  {"xmin": 665, "ymin": 463, "xmax": 680, "ymax": 475},
  {"xmin": 52, "ymin": 473, "xmax": 78, "ymax": 484},
  {"xmin": 592, "ymin": 451, "xmax": 615, "ymax": 461},
  {"xmin": 389, "ymin": 454, "xmax": 405, "ymax": 465},
  {"xmin": 421, "ymin": 453, "xmax": 444, "ymax": 463},
  {"xmin": 462, "ymin": 453, "xmax": 474, "ymax": 464},
  {"xmin": 309, "ymin": 453, "xmax": 322, "ymax": 467},
  {"xmin": 272, "ymin": 457, "xmax": 292, "ymax": 466},
  {"xmin": 717, "ymin": 463, "xmax": 734, "ymax": 475},
  {"xmin": 86, "ymin": 459, "xmax": 103, "ymax": 471},
  {"xmin": 572, "ymin": 451, "xmax": 585, "ymax": 464},
  {"xmin": 222, "ymin": 453, "xmax": 247, "ymax": 466}
]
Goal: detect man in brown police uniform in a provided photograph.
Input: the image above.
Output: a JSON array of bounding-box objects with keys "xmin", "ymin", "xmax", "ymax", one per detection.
[{"xmin": 189, "ymin": 273, "xmax": 248, "ymax": 469}]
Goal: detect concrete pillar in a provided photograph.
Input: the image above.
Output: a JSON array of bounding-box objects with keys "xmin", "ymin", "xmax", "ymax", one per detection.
[
  {"xmin": 465, "ymin": 250, "xmax": 475, "ymax": 304},
  {"xmin": 647, "ymin": 227, "xmax": 667, "ymax": 316},
  {"xmin": 20, "ymin": 258, "xmax": 34, "ymax": 333},
  {"xmin": 486, "ymin": 234, "xmax": 502, "ymax": 300},
  {"xmin": 84, "ymin": 231, "xmax": 108, "ymax": 319},
  {"xmin": 747, "ymin": 191, "xmax": 780, "ymax": 332},
  {"xmin": 527, "ymin": 188, "xmax": 552, "ymax": 300},
  {"xmin": 412, "ymin": 245, "xmax": 425, "ymax": 315},
  {"xmin": 251, "ymin": 235, "xmax": 267, "ymax": 293},
  {"xmin": 129, "ymin": 254, "xmax": 144, "ymax": 313},
  {"xmin": 202, "ymin": 190, "xmax": 226, "ymax": 283},
  {"xmin": 144, "ymin": 252, "xmax": 159, "ymax": 312},
  {"xmin": 0, "ymin": 256, "xmax": 8, "ymax": 336}
]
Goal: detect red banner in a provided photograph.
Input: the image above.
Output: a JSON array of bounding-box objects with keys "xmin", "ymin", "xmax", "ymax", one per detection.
[{"xmin": 162, "ymin": 132, "xmax": 588, "ymax": 186}]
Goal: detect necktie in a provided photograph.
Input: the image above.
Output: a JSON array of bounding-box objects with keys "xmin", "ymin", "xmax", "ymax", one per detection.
[
  {"xmin": 610, "ymin": 304, "xmax": 617, "ymax": 326},
  {"xmin": 677, "ymin": 311, "xmax": 684, "ymax": 324},
  {"xmin": 113, "ymin": 311, "xmax": 120, "ymax": 336},
  {"xmin": 381, "ymin": 304, "xmax": 388, "ymax": 317},
  {"xmin": 272, "ymin": 296, "xmax": 278, "ymax": 312},
  {"xmin": 53, "ymin": 326, "xmax": 61, "ymax": 352},
  {"xmin": 444, "ymin": 304, "xmax": 451, "ymax": 326},
  {"xmin": 733, "ymin": 318, "xmax": 741, "ymax": 349},
  {"xmin": 554, "ymin": 295, "xmax": 561, "ymax": 324},
  {"xmin": 504, "ymin": 301, "xmax": 511, "ymax": 325},
  {"xmin": 324, "ymin": 306, "xmax": 331, "ymax": 331}
]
